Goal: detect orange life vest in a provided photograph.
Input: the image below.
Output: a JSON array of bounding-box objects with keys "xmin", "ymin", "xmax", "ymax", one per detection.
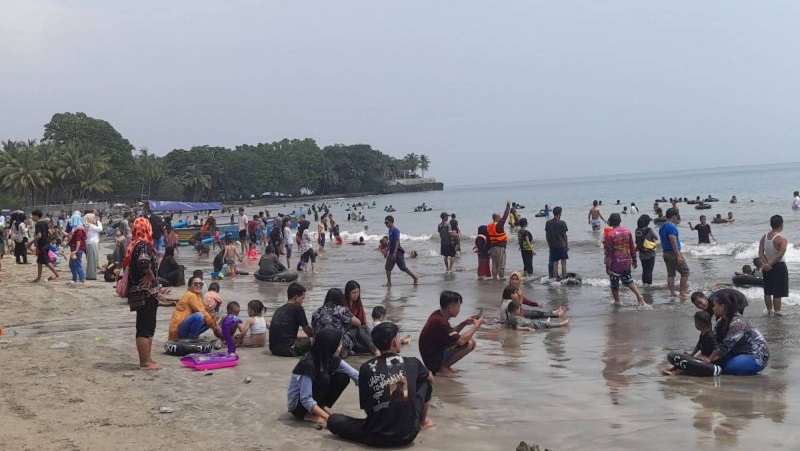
[{"xmin": 487, "ymin": 222, "xmax": 507, "ymax": 244}]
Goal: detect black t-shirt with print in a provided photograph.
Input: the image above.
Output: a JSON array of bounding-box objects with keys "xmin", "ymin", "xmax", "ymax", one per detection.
[{"xmin": 359, "ymin": 353, "xmax": 429, "ymax": 442}]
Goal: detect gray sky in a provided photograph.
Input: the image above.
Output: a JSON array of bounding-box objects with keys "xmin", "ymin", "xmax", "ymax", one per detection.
[{"xmin": 2, "ymin": 1, "xmax": 799, "ymax": 186}]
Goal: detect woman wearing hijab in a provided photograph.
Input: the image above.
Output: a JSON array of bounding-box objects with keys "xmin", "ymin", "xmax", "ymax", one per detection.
[
  {"xmin": 84, "ymin": 212, "xmax": 103, "ymax": 280},
  {"xmin": 11, "ymin": 211, "xmax": 29, "ymax": 264},
  {"xmin": 67, "ymin": 212, "xmax": 87, "ymax": 284},
  {"xmin": 287, "ymin": 328, "xmax": 359, "ymax": 426},
  {"xmin": 124, "ymin": 217, "xmax": 160, "ymax": 370}
]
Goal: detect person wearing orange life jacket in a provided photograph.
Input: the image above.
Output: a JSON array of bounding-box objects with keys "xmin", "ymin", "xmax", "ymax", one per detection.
[{"xmin": 487, "ymin": 201, "xmax": 511, "ymax": 280}]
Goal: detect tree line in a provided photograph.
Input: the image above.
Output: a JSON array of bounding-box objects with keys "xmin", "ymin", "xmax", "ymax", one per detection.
[{"xmin": 0, "ymin": 112, "xmax": 432, "ymax": 206}]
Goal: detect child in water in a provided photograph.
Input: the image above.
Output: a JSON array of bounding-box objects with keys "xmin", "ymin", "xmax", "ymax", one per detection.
[
  {"xmin": 237, "ymin": 300, "xmax": 269, "ymax": 348},
  {"xmin": 662, "ymin": 311, "xmax": 717, "ymax": 376},
  {"xmin": 220, "ymin": 302, "xmax": 244, "ymax": 354},
  {"xmin": 246, "ymin": 242, "xmax": 259, "ymax": 260},
  {"xmin": 369, "ymin": 305, "xmax": 411, "ymax": 344},
  {"xmin": 506, "ymin": 301, "xmax": 570, "ymax": 331}
]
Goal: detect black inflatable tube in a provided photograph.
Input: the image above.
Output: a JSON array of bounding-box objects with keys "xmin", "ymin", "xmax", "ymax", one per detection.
[
  {"xmin": 562, "ymin": 272, "xmax": 582, "ymax": 285},
  {"xmin": 253, "ymin": 271, "xmax": 300, "ymax": 282},
  {"xmin": 164, "ymin": 339, "xmax": 213, "ymax": 356},
  {"xmin": 237, "ymin": 270, "xmax": 249, "ymax": 276},
  {"xmin": 732, "ymin": 275, "xmax": 763, "ymax": 287},
  {"xmin": 666, "ymin": 352, "xmax": 721, "ymax": 376}
]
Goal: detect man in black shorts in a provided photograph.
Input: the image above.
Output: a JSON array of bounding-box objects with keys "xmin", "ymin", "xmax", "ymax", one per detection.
[
  {"xmin": 31, "ymin": 210, "xmax": 60, "ymax": 282},
  {"xmin": 237, "ymin": 208, "xmax": 248, "ymax": 254},
  {"xmin": 438, "ymin": 212, "xmax": 456, "ymax": 274},
  {"xmin": 545, "ymin": 206, "xmax": 569, "ymax": 280},
  {"xmin": 384, "ymin": 216, "xmax": 418, "ymax": 287},
  {"xmin": 759, "ymin": 215, "xmax": 788, "ymax": 315}
]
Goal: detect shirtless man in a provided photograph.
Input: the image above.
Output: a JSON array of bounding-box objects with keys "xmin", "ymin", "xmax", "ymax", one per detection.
[
  {"xmin": 759, "ymin": 215, "xmax": 788, "ymax": 316},
  {"xmin": 223, "ymin": 236, "xmax": 243, "ymax": 278},
  {"xmin": 588, "ymin": 200, "xmax": 606, "ymax": 231}
]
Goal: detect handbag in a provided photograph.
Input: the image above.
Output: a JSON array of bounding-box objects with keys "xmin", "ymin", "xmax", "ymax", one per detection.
[
  {"xmin": 115, "ymin": 269, "xmax": 129, "ymax": 297},
  {"xmin": 643, "ymin": 238, "xmax": 658, "ymax": 251},
  {"xmin": 127, "ymin": 284, "xmax": 151, "ymax": 311}
]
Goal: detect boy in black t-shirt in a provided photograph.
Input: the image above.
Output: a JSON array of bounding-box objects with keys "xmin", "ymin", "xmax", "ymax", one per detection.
[
  {"xmin": 662, "ymin": 311, "xmax": 717, "ymax": 375},
  {"xmin": 688, "ymin": 215, "xmax": 715, "ymax": 244},
  {"xmin": 328, "ymin": 322, "xmax": 435, "ymax": 447},
  {"xmin": 269, "ymin": 283, "xmax": 313, "ymax": 356}
]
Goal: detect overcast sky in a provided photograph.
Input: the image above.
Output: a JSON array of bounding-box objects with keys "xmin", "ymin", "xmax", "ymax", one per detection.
[{"xmin": 2, "ymin": 1, "xmax": 799, "ymax": 186}]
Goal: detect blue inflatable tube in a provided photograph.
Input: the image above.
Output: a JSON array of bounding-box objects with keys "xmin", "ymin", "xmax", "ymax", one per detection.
[
  {"xmin": 174, "ymin": 220, "xmax": 189, "ymax": 228},
  {"xmin": 201, "ymin": 232, "xmax": 228, "ymax": 244}
]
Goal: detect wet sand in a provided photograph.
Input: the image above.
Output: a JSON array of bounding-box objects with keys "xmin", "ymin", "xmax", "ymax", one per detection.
[{"xmin": 1, "ymin": 242, "xmax": 798, "ymax": 450}]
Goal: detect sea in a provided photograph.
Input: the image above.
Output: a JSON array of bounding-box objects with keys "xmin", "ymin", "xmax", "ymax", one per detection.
[{"xmin": 172, "ymin": 162, "xmax": 800, "ymax": 450}]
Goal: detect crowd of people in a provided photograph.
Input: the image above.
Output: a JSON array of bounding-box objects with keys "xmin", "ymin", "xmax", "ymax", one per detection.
[{"xmin": 1, "ymin": 192, "xmax": 789, "ymax": 448}]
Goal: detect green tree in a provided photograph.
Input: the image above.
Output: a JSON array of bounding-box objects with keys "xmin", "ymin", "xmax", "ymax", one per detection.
[
  {"xmin": 181, "ymin": 164, "xmax": 212, "ymax": 201},
  {"xmin": 419, "ymin": 154, "xmax": 430, "ymax": 178},
  {"xmin": 403, "ymin": 153, "xmax": 419, "ymax": 177},
  {"xmin": 0, "ymin": 140, "xmax": 53, "ymax": 205}
]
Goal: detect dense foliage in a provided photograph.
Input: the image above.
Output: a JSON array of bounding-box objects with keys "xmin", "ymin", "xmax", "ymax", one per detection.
[{"xmin": 0, "ymin": 112, "xmax": 431, "ymax": 206}]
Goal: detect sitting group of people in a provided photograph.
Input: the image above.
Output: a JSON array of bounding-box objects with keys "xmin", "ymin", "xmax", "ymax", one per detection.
[{"xmin": 662, "ymin": 288, "xmax": 768, "ymax": 376}]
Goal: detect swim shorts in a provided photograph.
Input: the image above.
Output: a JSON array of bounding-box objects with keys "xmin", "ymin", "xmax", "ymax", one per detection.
[
  {"xmin": 36, "ymin": 245, "xmax": 50, "ymax": 265},
  {"xmin": 238, "ymin": 230, "xmax": 247, "ymax": 241},
  {"xmin": 442, "ymin": 343, "xmax": 470, "ymax": 367},
  {"xmin": 301, "ymin": 249, "xmax": 316, "ymax": 264},
  {"xmin": 662, "ymin": 251, "xmax": 689, "ymax": 277},
  {"xmin": 385, "ymin": 251, "xmax": 408, "ymax": 272},
  {"xmin": 549, "ymin": 246, "xmax": 569, "ymax": 262},
  {"xmin": 441, "ymin": 244, "xmax": 456, "ymax": 258},
  {"xmin": 763, "ymin": 261, "xmax": 789, "ymax": 298},
  {"xmin": 609, "ymin": 269, "xmax": 634, "ymax": 291},
  {"xmin": 590, "ymin": 218, "xmax": 602, "ymax": 229}
]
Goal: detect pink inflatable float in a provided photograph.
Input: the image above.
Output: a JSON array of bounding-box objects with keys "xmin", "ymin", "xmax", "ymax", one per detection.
[{"xmin": 180, "ymin": 352, "xmax": 239, "ymax": 371}]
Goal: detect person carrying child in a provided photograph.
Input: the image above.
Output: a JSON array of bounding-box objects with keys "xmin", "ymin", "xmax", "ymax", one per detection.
[
  {"xmin": 663, "ymin": 311, "xmax": 718, "ymax": 376},
  {"xmin": 505, "ymin": 301, "xmax": 570, "ymax": 331},
  {"xmin": 237, "ymin": 300, "xmax": 269, "ymax": 348}
]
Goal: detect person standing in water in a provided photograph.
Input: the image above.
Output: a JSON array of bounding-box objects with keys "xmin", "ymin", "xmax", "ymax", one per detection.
[
  {"xmin": 487, "ymin": 201, "xmax": 511, "ymax": 280},
  {"xmin": 384, "ymin": 215, "xmax": 418, "ymax": 287},
  {"xmin": 604, "ymin": 214, "xmax": 645, "ymax": 307},
  {"xmin": 659, "ymin": 208, "xmax": 689, "ymax": 300},
  {"xmin": 438, "ymin": 212, "xmax": 456, "ymax": 274},
  {"xmin": 545, "ymin": 206, "xmax": 569, "ymax": 280},
  {"xmin": 793, "ymin": 191, "xmax": 800, "ymax": 210},
  {"xmin": 758, "ymin": 215, "xmax": 788, "ymax": 316},
  {"xmin": 588, "ymin": 200, "xmax": 606, "ymax": 231}
]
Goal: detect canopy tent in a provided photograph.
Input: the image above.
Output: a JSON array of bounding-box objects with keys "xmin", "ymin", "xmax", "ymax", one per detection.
[{"xmin": 146, "ymin": 201, "xmax": 223, "ymax": 212}]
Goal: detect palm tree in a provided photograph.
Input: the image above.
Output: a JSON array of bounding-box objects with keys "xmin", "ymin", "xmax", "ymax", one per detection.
[
  {"xmin": 403, "ymin": 153, "xmax": 419, "ymax": 177},
  {"xmin": 136, "ymin": 148, "xmax": 163, "ymax": 200},
  {"xmin": 79, "ymin": 154, "xmax": 113, "ymax": 198},
  {"xmin": 0, "ymin": 140, "xmax": 53, "ymax": 205},
  {"xmin": 418, "ymin": 154, "xmax": 430, "ymax": 178},
  {"xmin": 181, "ymin": 164, "xmax": 212, "ymax": 201}
]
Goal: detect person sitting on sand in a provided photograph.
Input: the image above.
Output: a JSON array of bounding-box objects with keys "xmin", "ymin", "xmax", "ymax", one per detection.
[
  {"xmin": 327, "ymin": 322, "xmax": 435, "ymax": 447},
  {"xmin": 168, "ymin": 276, "xmax": 223, "ymax": 341},
  {"xmin": 287, "ymin": 328, "xmax": 359, "ymax": 427},
  {"xmin": 237, "ymin": 300, "xmax": 269, "ymax": 348},
  {"xmin": 269, "ymin": 283, "xmax": 314, "ymax": 357},
  {"xmin": 499, "ymin": 285, "xmax": 566, "ymax": 322},
  {"xmin": 202, "ymin": 282, "xmax": 223, "ymax": 316},
  {"xmin": 704, "ymin": 294, "xmax": 769, "ymax": 375},
  {"xmin": 369, "ymin": 305, "xmax": 412, "ymax": 344},
  {"xmin": 418, "ymin": 291, "xmax": 482, "ymax": 378},
  {"xmin": 505, "ymin": 301, "xmax": 570, "ymax": 331},
  {"xmin": 312, "ymin": 288, "xmax": 379, "ymax": 358},
  {"xmin": 157, "ymin": 245, "xmax": 184, "ymax": 287},
  {"xmin": 662, "ymin": 311, "xmax": 717, "ymax": 376}
]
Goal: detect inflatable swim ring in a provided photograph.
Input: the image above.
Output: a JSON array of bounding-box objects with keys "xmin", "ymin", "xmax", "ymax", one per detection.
[
  {"xmin": 562, "ymin": 272, "xmax": 582, "ymax": 286},
  {"xmin": 253, "ymin": 271, "xmax": 300, "ymax": 282},
  {"xmin": 667, "ymin": 352, "xmax": 721, "ymax": 377},
  {"xmin": 164, "ymin": 339, "xmax": 214, "ymax": 357},
  {"xmin": 534, "ymin": 213, "xmax": 548, "ymax": 218},
  {"xmin": 236, "ymin": 270, "xmax": 249, "ymax": 276},
  {"xmin": 181, "ymin": 352, "xmax": 239, "ymax": 371},
  {"xmin": 704, "ymin": 198, "xmax": 719, "ymax": 202},
  {"xmin": 732, "ymin": 274, "xmax": 763, "ymax": 287},
  {"xmin": 695, "ymin": 204, "xmax": 712, "ymax": 210},
  {"xmin": 653, "ymin": 217, "xmax": 667, "ymax": 225}
]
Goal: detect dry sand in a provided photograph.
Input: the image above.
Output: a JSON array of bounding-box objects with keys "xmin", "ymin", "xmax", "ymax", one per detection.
[{"xmin": 0, "ymin": 261, "xmax": 523, "ymax": 451}]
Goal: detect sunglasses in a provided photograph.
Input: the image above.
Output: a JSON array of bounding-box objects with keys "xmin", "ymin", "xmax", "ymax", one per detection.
[{"xmin": 191, "ymin": 282, "xmax": 204, "ymax": 287}]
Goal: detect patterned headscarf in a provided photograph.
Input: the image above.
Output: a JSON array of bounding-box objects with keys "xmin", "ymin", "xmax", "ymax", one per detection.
[{"xmin": 123, "ymin": 217, "xmax": 154, "ymax": 268}]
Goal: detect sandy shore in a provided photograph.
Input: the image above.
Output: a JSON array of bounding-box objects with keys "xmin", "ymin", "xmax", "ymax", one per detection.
[{"xmin": 0, "ymin": 260, "xmax": 524, "ymax": 451}]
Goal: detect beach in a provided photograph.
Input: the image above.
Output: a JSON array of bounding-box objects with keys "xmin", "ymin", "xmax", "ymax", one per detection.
[{"xmin": 5, "ymin": 164, "xmax": 800, "ymax": 450}]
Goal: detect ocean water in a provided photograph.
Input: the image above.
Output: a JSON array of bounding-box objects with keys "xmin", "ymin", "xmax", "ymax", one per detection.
[{"xmin": 171, "ymin": 162, "xmax": 800, "ymax": 449}]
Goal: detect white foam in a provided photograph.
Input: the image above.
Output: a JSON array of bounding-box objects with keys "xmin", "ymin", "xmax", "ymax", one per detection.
[{"xmin": 683, "ymin": 241, "xmax": 800, "ymax": 263}]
